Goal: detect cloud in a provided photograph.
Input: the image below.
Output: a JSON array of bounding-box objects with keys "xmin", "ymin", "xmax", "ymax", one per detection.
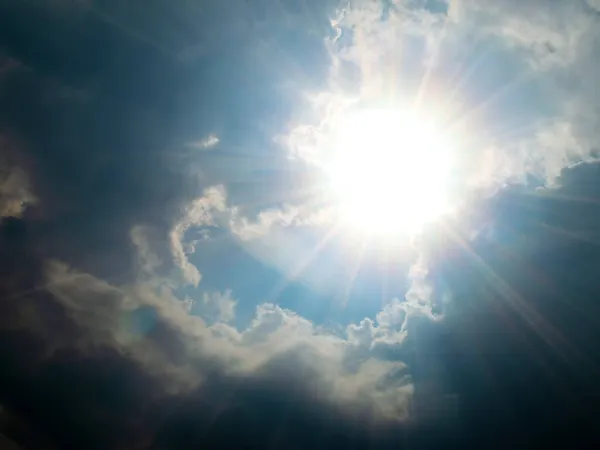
[
  {"xmin": 129, "ymin": 186, "xmax": 227, "ymax": 288},
  {"xmin": 231, "ymin": 206, "xmax": 296, "ymax": 240},
  {"xmin": 230, "ymin": 205, "xmax": 301, "ymax": 240},
  {"xmin": 186, "ymin": 133, "xmax": 220, "ymax": 150},
  {"xmin": 0, "ymin": 164, "xmax": 35, "ymax": 220},
  {"xmin": 197, "ymin": 289, "xmax": 238, "ymax": 323},
  {"xmin": 449, "ymin": 0, "xmax": 594, "ymax": 70},
  {"xmin": 588, "ymin": 0, "xmax": 600, "ymax": 11},
  {"xmin": 16, "ymin": 259, "xmax": 415, "ymax": 424},
  {"xmin": 346, "ymin": 315, "xmax": 408, "ymax": 358},
  {"xmin": 446, "ymin": 0, "xmax": 600, "ymax": 186},
  {"xmin": 0, "ymin": 131, "xmax": 36, "ymax": 221},
  {"xmin": 229, "ymin": 202, "xmax": 333, "ymax": 241},
  {"xmin": 169, "ymin": 185, "xmax": 228, "ymax": 286}
]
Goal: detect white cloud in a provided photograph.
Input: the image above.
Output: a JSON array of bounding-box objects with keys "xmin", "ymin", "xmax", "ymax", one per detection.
[
  {"xmin": 230, "ymin": 203, "xmax": 331, "ymax": 241},
  {"xmin": 131, "ymin": 185, "xmax": 232, "ymax": 288},
  {"xmin": 170, "ymin": 185, "xmax": 228, "ymax": 286},
  {"xmin": 199, "ymin": 289, "xmax": 237, "ymax": 323},
  {"xmin": 346, "ymin": 258, "xmax": 442, "ymax": 354},
  {"xmin": 449, "ymin": 0, "xmax": 600, "ymax": 187},
  {"xmin": 208, "ymin": 303, "xmax": 414, "ymax": 420},
  {"xmin": 230, "ymin": 205, "xmax": 300, "ymax": 241},
  {"xmin": 231, "ymin": 206, "xmax": 297, "ymax": 240},
  {"xmin": 41, "ymin": 262, "xmax": 414, "ymax": 421},
  {"xmin": 449, "ymin": 0, "xmax": 593, "ymax": 70},
  {"xmin": 376, "ymin": 298, "xmax": 408, "ymax": 329},
  {"xmin": 346, "ymin": 298, "xmax": 410, "ymax": 353}
]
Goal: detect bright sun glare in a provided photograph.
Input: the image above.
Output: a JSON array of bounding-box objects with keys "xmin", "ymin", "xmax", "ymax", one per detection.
[{"xmin": 327, "ymin": 106, "xmax": 456, "ymax": 238}]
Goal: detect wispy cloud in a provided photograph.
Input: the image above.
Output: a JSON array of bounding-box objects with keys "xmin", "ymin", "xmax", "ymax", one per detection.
[
  {"xmin": 200, "ymin": 289, "xmax": 238, "ymax": 323},
  {"xmin": 186, "ymin": 133, "xmax": 220, "ymax": 150},
  {"xmin": 170, "ymin": 185, "xmax": 228, "ymax": 286}
]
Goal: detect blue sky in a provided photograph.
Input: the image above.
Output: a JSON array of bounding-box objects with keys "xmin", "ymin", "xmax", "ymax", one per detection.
[{"xmin": 1, "ymin": 1, "xmax": 600, "ymax": 448}]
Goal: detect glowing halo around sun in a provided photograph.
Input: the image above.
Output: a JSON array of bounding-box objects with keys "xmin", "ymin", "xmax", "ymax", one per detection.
[{"xmin": 324, "ymin": 105, "xmax": 457, "ymax": 239}]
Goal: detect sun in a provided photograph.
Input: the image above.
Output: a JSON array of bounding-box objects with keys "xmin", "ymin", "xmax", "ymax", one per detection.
[{"xmin": 325, "ymin": 106, "xmax": 456, "ymax": 238}]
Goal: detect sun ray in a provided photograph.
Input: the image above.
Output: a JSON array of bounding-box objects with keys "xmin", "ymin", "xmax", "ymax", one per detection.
[
  {"xmin": 414, "ymin": 2, "xmax": 452, "ymax": 111},
  {"xmin": 337, "ymin": 235, "xmax": 370, "ymax": 309},
  {"xmin": 264, "ymin": 222, "xmax": 341, "ymax": 305},
  {"xmin": 447, "ymin": 69, "xmax": 535, "ymax": 136},
  {"xmin": 540, "ymin": 222, "xmax": 600, "ymax": 248},
  {"xmin": 441, "ymin": 223, "xmax": 579, "ymax": 366},
  {"xmin": 516, "ymin": 189, "xmax": 600, "ymax": 207},
  {"xmin": 445, "ymin": 42, "xmax": 499, "ymax": 110}
]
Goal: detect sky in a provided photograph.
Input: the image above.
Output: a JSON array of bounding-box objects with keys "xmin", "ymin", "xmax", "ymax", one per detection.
[{"xmin": 1, "ymin": 0, "xmax": 600, "ymax": 449}]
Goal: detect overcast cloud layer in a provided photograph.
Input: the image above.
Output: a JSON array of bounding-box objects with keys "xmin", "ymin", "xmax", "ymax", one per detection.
[{"xmin": 1, "ymin": 1, "xmax": 600, "ymax": 449}]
